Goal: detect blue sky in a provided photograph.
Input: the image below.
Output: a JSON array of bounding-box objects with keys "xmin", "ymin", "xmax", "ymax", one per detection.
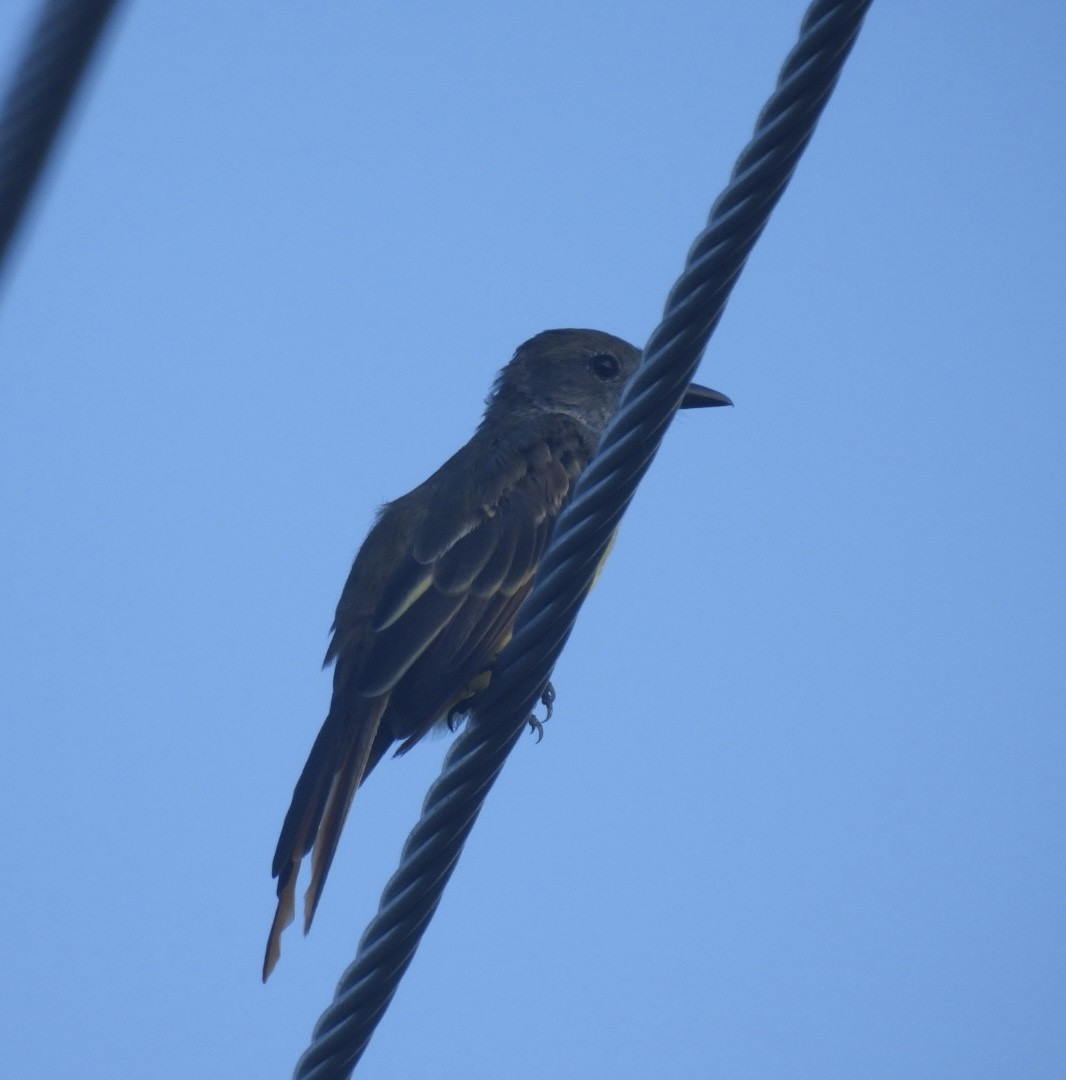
[{"xmin": 1, "ymin": 3, "xmax": 1064, "ymax": 1077}]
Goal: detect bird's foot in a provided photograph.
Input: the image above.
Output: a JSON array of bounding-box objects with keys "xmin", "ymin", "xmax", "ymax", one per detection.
[
  {"xmin": 541, "ymin": 681, "xmax": 555, "ymax": 723},
  {"xmin": 446, "ymin": 698, "xmax": 472, "ymax": 732},
  {"xmin": 526, "ymin": 681, "xmax": 556, "ymax": 743}
]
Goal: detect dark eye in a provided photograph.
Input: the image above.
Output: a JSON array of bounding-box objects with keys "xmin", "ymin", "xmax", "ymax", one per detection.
[{"xmin": 590, "ymin": 353, "xmax": 621, "ymax": 380}]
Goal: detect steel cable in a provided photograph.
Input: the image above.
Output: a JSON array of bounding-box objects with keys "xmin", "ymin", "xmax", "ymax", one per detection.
[{"xmin": 0, "ymin": 0, "xmax": 122, "ymax": 286}]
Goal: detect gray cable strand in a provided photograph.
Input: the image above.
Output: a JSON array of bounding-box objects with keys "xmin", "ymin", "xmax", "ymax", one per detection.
[
  {"xmin": 294, "ymin": 1, "xmax": 874, "ymax": 1075},
  {"xmin": 0, "ymin": 0, "xmax": 122, "ymax": 287}
]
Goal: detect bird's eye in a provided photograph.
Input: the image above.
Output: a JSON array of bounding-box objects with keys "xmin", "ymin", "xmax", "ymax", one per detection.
[{"xmin": 590, "ymin": 353, "xmax": 621, "ymax": 380}]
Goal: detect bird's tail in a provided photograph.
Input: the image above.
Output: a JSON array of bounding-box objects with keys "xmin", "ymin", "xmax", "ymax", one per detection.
[{"xmin": 263, "ymin": 697, "xmax": 389, "ymax": 981}]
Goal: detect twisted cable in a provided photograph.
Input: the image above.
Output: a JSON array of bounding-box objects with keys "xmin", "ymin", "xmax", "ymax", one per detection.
[
  {"xmin": 0, "ymin": 0, "xmax": 122, "ymax": 285},
  {"xmin": 294, "ymin": 2, "xmax": 874, "ymax": 1075}
]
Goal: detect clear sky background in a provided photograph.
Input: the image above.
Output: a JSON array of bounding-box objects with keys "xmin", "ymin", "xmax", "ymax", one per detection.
[{"xmin": 1, "ymin": 3, "xmax": 1063, "ymax": 1078}]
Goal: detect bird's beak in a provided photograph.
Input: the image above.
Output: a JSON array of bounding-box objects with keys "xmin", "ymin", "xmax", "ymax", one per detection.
[{"xmin": 680, "ymin": 382, "xmax": 733, "ymax": 409}]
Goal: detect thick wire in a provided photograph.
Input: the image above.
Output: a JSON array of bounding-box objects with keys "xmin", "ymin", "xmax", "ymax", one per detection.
[
  {"xmin": 294, "ymin": 1, "xmax": 874, "ymax": 1075},
  {"xmin": 0, "ymin": 0, "xmax": 122, "ymax": 287}
]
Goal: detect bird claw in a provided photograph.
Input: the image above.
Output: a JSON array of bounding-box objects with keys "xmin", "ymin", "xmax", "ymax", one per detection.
[
  {"xmin": 452, "ymin": 681, "xmax": 555, "ymax": 740},
  {"xmin": 446, "ymin": 701, "xmax": 468, "ymax": 732},
  {"xmin": 540, "ymin": 681, "xmax": 555, "ymax": 723},
  {"xmin": 525, "ymin": 681, "xmax": 556, "ymax": 743}
]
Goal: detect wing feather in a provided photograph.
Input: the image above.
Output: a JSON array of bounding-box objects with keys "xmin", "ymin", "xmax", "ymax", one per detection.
[
  {"xmin": 371, "ymin": 559, "xmax": 433, "ymax": 632},
  {"xmin": 432, "ymin": 510, "xmax": 503, "ymax": 593},
  {"xmin": 382, "ymin": 445, "xmax": 569, "ymax": 742},
  {"xmin": 357, "ymin": 587, "xmax": 467, "ymax": 696}
]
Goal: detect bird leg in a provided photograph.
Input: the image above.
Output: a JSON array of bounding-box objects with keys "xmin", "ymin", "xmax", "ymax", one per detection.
[{"xmin": 447, "ymin": 681, "xmax": 554, "ymax": 740}]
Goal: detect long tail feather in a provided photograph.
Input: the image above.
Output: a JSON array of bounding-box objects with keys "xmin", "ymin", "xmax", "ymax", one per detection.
[
  {"xmin": 302, "ymin": 718, "xmax": 379, "ymax": 933},
  {"xmin": 263, "ymin": 697, "xmax": 388, "ymax": 981}
]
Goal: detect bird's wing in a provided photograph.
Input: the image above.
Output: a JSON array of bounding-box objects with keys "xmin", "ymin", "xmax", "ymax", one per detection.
[
  {"xmin": 264, "ymin": 427, "xmax": 585, "ymax": 980},
  {"xmin": 357, "ymin": 444, "xmax": 575, "ymax": 727},
  {"xmin": 383, "ymin": 481, "xmax": 555, "ymax": 744}
]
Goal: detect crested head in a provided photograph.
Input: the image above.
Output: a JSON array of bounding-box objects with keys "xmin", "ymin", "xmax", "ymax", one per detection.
[{"xmin": 482, "ymin": 328, "xmax": 642, "ymax": 439}]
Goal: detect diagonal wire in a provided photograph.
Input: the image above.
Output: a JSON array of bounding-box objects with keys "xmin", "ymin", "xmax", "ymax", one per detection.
[
  {"xmin": 294, "ymin": 1, "xmax": 875, "ymax": 1075},
  {"xmin": 0, "ymin": 0, "xmax": 123, "ymax": 290}
]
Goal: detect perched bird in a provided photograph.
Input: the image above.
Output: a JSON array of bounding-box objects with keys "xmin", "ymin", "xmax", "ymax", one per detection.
[{"xmin": 263, "ymin": 328, "xmax": 731, "ymax": 979}]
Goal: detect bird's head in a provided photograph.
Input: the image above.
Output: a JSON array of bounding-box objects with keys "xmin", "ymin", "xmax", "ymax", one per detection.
[{"xmin": 484, "ymin": 328, "xmax": 731, "ymax": 439}]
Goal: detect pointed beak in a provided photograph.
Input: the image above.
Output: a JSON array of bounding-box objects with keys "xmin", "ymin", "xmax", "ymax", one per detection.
[{"xmin": 680, "ymin": 381, "xmax": 733, "ymax": 409}]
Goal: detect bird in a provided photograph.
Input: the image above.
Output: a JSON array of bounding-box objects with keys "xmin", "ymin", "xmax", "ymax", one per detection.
[{"xmin": 263, "ymin": 328, "xmax": 731, "ymax": 980}]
